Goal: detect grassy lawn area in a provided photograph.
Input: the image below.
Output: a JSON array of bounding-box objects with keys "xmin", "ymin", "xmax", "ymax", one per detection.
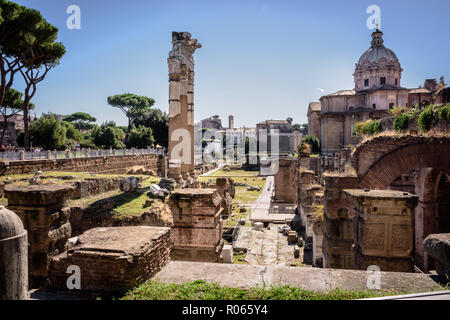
[
  {"xmin": 121, "ymin": 280, "xmax": 409, "ymax": 300},
  {"xmin": 67, "ymin": 175, "xmax": 161, "ymax": 220}
]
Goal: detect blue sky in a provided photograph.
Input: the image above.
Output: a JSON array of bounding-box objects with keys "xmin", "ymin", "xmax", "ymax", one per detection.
[{"xmin": 12, "ymin": 0, "xmax": 450, "ymax": 127}]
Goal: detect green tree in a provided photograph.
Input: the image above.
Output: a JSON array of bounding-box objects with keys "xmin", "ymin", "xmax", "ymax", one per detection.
[
  {"xmin": 63, "ymin": 112, "xmax": 97, "ymax": 130},
  {"xmin": 107, "ymin": 93, "xmax": 155, "ymax": 142},
  {"xmin": 0, "ymin": 1, "xmax": 66, "ymax": 150},
  {"xmin": 133, "ymin": 108, "xmax": 168, "ymax": 147},
  {"xmin": 91, "ymin": 121, "xmax": 126, "ymax": 149},
  {"xmin": 0, "ymin": 88, "xmax": 34, "ymax": 145},
  {"xmin": 126, "ymin": 125, "xmax": 155, "ymax": 149},
  {"xmin": 301, "ymin": 135, "xmax": 320, "ymax": 153},
  {"xmin": 292, "ymin": 123, "xmax": 308, "ymax": 135},
  {"xmin": 29, "ymin": 114, "xmax": 66, "ymax": 150}
]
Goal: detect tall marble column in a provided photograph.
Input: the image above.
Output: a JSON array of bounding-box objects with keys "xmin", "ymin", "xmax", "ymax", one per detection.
[{"xmin": 167, "ymin": 32, "xmax": 201, "ymax": 181}]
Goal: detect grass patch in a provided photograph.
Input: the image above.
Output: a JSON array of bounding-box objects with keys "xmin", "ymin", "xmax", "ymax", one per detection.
[{"xmin": 121, "ymin": 280, "xmax": 410, "ymax": 300}]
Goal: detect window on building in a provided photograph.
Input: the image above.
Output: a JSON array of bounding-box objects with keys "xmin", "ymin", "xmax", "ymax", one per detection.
[
  {"xmin": 389, "ymin": 103, "xmax": 395, "ymax": 109},
  {"xmin": 364, "ymin": 79, "xmax": 369, "ymax": 87},
  {"xmin": 380, "ymin": 77, "xmax": 386, "ymax": 85},
  {"xmin": 395, "ymin": 78, "xmax": 398, "ymax": 86},
  {"xmin": 373, "ymin": 104, "xmax": 376, "ymax": 109}
]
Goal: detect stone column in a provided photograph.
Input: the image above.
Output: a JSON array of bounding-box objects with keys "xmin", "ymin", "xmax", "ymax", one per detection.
[
  {"xmin": 167, "ymin": 32, "xmax": 201, "ymax": 181},
  {"xmin": 5, "ymin": 185, "xmax": 74, "ymax": 288},
  {"xmin": 169, "ymin": 189, "xmax": 223, "ymax": 262}
]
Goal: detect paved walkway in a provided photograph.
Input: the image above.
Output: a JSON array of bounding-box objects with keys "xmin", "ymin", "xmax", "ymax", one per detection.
[
  {"xmin": 249, "ymin": 176, "xmax": 295, "ymax": 223},
  {"xmin": 199, "ymin": 163, "xmax": 225, "ymax": 177},
  {"xmin": 234, "ymin": 224, "xmax": 303, "ymax": 266}
]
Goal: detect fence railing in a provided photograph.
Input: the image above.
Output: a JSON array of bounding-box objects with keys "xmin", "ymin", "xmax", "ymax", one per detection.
[{"xmin": 0, "ymin": 147, "xmax": 166, "ymax": 162}]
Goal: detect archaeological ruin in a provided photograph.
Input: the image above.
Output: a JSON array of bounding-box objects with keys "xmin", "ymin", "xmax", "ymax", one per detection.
[{"xmin": 0, "ymin": 26, "xmax": 449, "ymax": 302}]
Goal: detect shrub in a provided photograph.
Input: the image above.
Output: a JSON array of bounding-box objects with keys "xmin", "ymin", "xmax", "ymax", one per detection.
[
  {"xmin": 353, "ymin": 120, "xmax": 381, "ymax": 136},
  {"xmin": 418, "ymin": 105, "xmax": 434, "ymax": 132},
  {"xmin": 438, "ymin": 105, "xmax": 450, "ymax": 120},
  {"xmin": 301, "ymin": 135, "xmax": 320, "ymax": 153},
  {"xmin": 393, "ymin": 108, "xmax": 419, "ymax": 131}
]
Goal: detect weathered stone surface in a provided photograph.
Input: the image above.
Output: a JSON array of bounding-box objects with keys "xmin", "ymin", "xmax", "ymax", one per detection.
[
  {"xmin": 169, "ymin": 188, "xmax": 223, "ymax": 262},
  {"xmin": 155, "ymin": 261, "xmax": 442, "ymax": 293},
  {"xmin": 5, "ymin": 185, "xmax": 74, "ymax": 288},
  {"xmin": 0, "ymin": 154, "xmax": 165, "ymax": 176},
  {"xmin": 0, "ymin": 206, "xmax": 28, "ymax": 300},
  {"xmin": 424, "ymin": 233, "xmax": 450, "ymax": 281},
  {"xmin": 48, "ymin": 226, "xmax": 171, "ymax": 293},
  {"xmin": 322, "ymin": 174, "xmax": 360, "ymax": 269},
  {"xmin": 274, "ymin": 157, "xmax": 297, "ymax": 204},
  {"xmin": 344, "ymin": 189, "xmax": 418, "ymax": 272}
]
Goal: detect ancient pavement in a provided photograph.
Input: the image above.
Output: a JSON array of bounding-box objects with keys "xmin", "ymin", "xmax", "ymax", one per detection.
[
  {"xmin": 249, "ymin": 176, "xmax": 295, "ymax": 223},
  {"xmin": 234, "ymin": 224, "xmax": 304, "ymax": 266}
]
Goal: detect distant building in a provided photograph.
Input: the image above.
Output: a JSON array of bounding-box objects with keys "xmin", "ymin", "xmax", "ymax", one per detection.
[
  {"xmin": 308, "ymin": 29, "xmax": 450, "ymax": 155},
  {"xmin": 200, "ymin": 115, "xmax": 223, "ymax": 130},
  {"xmin": 257, "ymin": 120, "xmax": 296, "ymax": 154}
]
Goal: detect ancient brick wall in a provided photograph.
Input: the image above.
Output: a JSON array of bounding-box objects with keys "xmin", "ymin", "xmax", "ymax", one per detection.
[
  {"xmin": 48, "ymin": 226, "xmax": 171, "ymax": 293},
  {"xmin": 322, "ymin": 174, "xmax": 360, "ymax": 269},
  {"xmin": 0, "ymin": 154, "xmax": 167, "ymax": 177},
  {"xmin": 273, "ymin": 157, "xmax": 297, "ymax": 204},
  {"xmin": 4, "ymin": 185, "xmax": 74, "ymax": 288},
  {"xmin": 169, "ymin": 189, "xmax": 224, "ymax": 262}
]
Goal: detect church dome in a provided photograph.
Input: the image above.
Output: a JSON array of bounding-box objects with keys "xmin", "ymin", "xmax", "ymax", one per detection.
[
  {"xmin": 354, "ymin": 30, "xmax": 403, "ymax": 92},
  {"xmin": 358, "ymin": 45, "xmax": 398, "ymax": 65},
  {"xmin": 357, "ymin": 30, "xmax": 399, "ymax": 65}
]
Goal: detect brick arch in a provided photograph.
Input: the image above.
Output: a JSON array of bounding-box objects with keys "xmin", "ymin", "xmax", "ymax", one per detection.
[{"xmin": 352, "ymin": 136, "xmax": 450, "ymax": 188}]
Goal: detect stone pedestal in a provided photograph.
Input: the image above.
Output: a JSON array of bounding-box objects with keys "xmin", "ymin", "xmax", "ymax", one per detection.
[
  {"xmin": 169, "ymin": 188, "xmax": 223, "ymax": 262},
  {"xmin": 344, "ymin": 189, "xmax": 418, "ymax": 272},
  {"xmin": 48, "ymin": 226, "xmax": 171, "ymax": 293},
  {"xmin": 5, "ymin": 185, "xmax": 74, "ymax": 288}
]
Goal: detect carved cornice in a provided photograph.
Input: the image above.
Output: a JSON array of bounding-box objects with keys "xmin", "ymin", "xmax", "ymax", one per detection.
[{"xmin": 168, "ymin": 32, "xmax": 202, "ymax": 71}]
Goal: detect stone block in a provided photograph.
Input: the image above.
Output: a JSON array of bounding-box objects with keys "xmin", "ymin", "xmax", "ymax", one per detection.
[
  {"xmin": 424, "ymin": 233, "xmax": 450, "ymax": 282},
  {"xmin": 222, "ymin": 245, "xmax": 233, "ymax": 264},
  {"xmin": 48, "ymin": 226, "xmax": 171, "ymax": 293},
  {"xmin": 288, "ymin": 230, "xmax": 298, "ymax": 243}
]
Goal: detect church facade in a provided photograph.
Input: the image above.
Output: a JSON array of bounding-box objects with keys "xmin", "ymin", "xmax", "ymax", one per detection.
[{"xmin": 308, "ymin": 29, "xmax": 449, "ymax": 155}]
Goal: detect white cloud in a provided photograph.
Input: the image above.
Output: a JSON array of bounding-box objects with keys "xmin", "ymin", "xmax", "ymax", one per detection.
[{"xmin": 317, "ymin": 88, "xmax": 325, "ymax": 93}]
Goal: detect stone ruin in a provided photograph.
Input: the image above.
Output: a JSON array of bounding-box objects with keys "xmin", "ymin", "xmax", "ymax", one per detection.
[
  {"xmin": 167, "ymin": 32, "xmax": 201, "ymax": 186},
  {"xmin": 4, "ymin": 184, "xmax": 74, "ymax": 288},
  {"xmin": 49, "ymin": 226, "xmax": 171, "ymax": 293},
  {"xmin": 169, "ymin": 188, "xmax": 224, "ymax": 262}
]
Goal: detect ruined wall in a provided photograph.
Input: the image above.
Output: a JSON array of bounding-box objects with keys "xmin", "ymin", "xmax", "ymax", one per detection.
[
  {"xmin": 344, "ymin": 189, "xmax": 418, "ymax": 272},
  {"xmin": 169, "ymin": 189, "xmax": 223, "ymax": 262},
  {"xmin": 0, "ymin": 154, "xmax": 167, "ymax": 177},
  {"xmin": 274, "ymin": 157, "xmax": 297, "ymax": 204},
  {"xmin": 4, "ymin": 185, "xmax": 74, "ymax": 288},
  {"xmin": 322, "ymin": 174, "xmax": 360, "ymax": 269}
]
